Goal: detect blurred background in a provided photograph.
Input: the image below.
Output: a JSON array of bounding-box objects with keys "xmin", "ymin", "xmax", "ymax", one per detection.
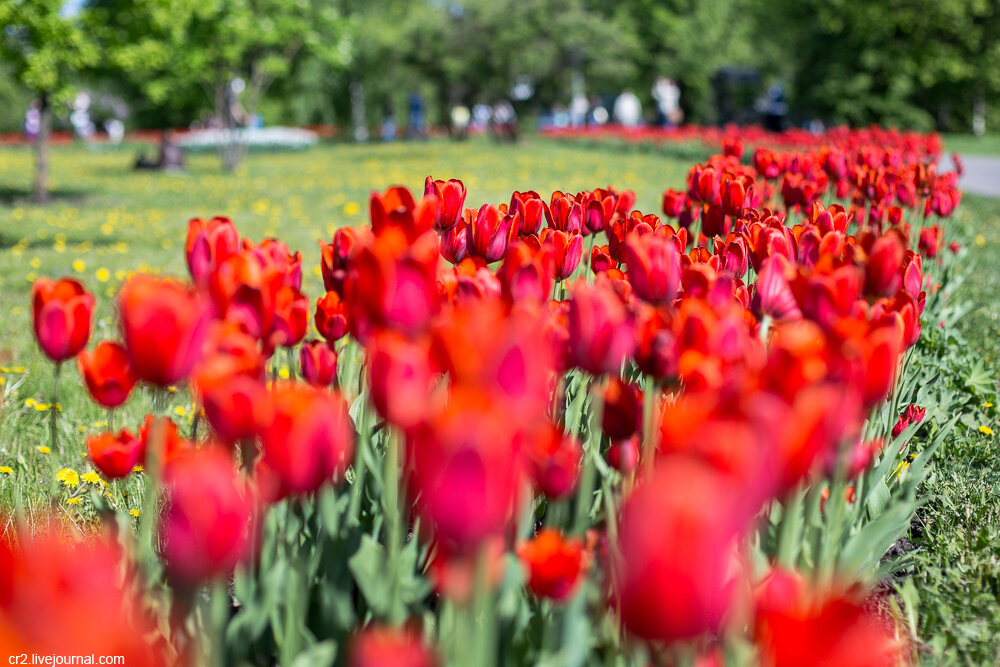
[{"xmin": 2, "ymin": 0, "xmax": 998, "ymax": 145}]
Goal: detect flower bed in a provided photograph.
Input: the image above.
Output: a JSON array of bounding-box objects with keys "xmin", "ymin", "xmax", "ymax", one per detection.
[
  {"xmin": 176, "ymin": 126, "xmax": 319, "ymax": 152},
  {"xmin": 6, "ymin": 127, "xmax": 968, "ymax": 665}
]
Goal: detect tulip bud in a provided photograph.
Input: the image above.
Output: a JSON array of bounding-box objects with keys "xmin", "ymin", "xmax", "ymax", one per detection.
[
  {"xmin": 517, "ymin": 529, "xmax": 589, "ymax": 602},
  {"xmin": 77, "ymin": 341, "xmax": 137, "ymax": 409},
  {"xmin": 87, "ymin": 429, "xmax": 143, "ymax": 479},
  {"xmin": 300, "ymin": 340, "xmax": 338, "ymax": 387},
  {"xmin": 31, "ymin": 277, "xmax": 94, "ymax": 363}
]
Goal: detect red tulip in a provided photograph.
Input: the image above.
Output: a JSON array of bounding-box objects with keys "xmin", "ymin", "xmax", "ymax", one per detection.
[
  {"xmin": 540, "ymin": 228, "xmax": 584, "ymax": 281},
  {"xmin": 619, "ymin": 232, "xmax": 682, "ymax": 305},
  {"xmin": 195, "ymin": 358, "xmax": 267, "ymax": 446},
  {"xmin": 517, "ymin": 529, "xmax": 589, "ymax": 602},
  {"xmin": 31, "ymin": 277, "xmax": 94, "ymax": 362},
  {"xmin": 300, "ymin": 339, "xmax": 338, "ymax": 387},
  {"xmin": 754, "ymin": 568, "xmax": 907, "ymax": 667},
  {"xmin": 349, "ymin": 626, "xmax": 438, "ymax": 667},
  {"xmin": 407, "ymin": 388, "xmax": 523, "ymax": 547},
  {"xmin": 161, "ymin": 447, "xmax": 254, "ymax": 585},
  {"xmin": 606, "ymin": 436, "xmax": 639, "ymax": 473},
  {"xmin": 751, "ymin": 257, "xmax": 802, "ymax": 322},
  {"xmin": 269, "ymin": 285, "xmax": 309, "ymax": 350},
  {"xmin": 320, "ymin": 227, "xmax": 363, "ymax": 296},
  {"xmin": 315, "ymin": 291, "xmax": 350, "ymax": 343},
  {"xmin": 425, "ymin": 175, "xmax": 467, "ymax": 232},
  {"xmin": 527, "ymin": 423, "xmax": 582, "ymax": 500},
  {"xmin": 370, "ymin": 185, "xmax": 437, "ymax": 241},
  {"xmin": 510, "ymin": 190, "xmax": 546, "ymax": 236},
  {"xmin": 0, "ymin": 527, "xmax": 170, "ymax": 663},
  {"xmin": 497, "ymin": 240, "xmax": 554, "ymax": 304},
  {"xmin": 721, "ymin": 177, "xmax": 747, "ymax": 217},
  {"xmin": 245, "ymin": 237, "xmax": 302, "ymax": 290},
  {"xmin": 567, "ymin": 280, "xmax": 636, "ymax": 375},
  {"xmin": 690, "ymin": 166, "xmax": 719, "ymax": 204},
  {"xmin": 439, "ymin": 216, "xmax": 469, "ymax": 265},
  {"xmin": 662, "ymin": 188, "xmax": 686, "ymax": 218},
  {"xmin": 469, "ymin": 204, "xmax": 518, "ymax": 263},
  {"xmin": 258, "ymin": 383, "xmax": 355, "ymax": 499},
  {"xmin": 601, "ymin": 378, "xmax": 643, "ymax": 441},
  {"xmin": 186, "ymin": 216, "xmax": 239, "ymax": 286},
  {"xmin": 344, "ymin": 227, "xmax": 440, "ymax": 338},
  {"xmin": 119, "ymin": 275, "xmax": 210, "ymax": 386},
  {"xmin": 86, "ymin": 429, "xmax": 143, "ymax": 479},
  {"xmin": 864, "ymin": 235, "xmax": 904, "ymax": 298},
  {"xmin": 612, "ymin": 457, "xmax": 745, "ymax": 642},
  {"xmin": 139, "ymin": 415, "xmax": 192, "ymax": 466},
  {"xmin": 368, "ymin": 331, "xmax": 435, "ymax": 430},
  {"xmin": 77, "ymin": 341, "xmax": 137, "ymax": 408},
  {"xmin": 546, "ymin": 192, "xmax": 583, "ymax": 234}
]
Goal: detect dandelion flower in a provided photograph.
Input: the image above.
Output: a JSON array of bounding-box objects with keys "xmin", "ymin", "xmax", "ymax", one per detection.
[
  {"xmin": 57, "ymin": 468, "xmax": 79, "ymax": 487},
  {"xmin": 37, "ymin": 446, "xmax": 51, "ymax": 454},
  {"xmin": 81, "ymin": 471, "xmax": 103, "ymax": 485},
  {"xmin": 65, "ymin": 497, "xmax": 81, "ymax": 505},
  {"xmin": 132, "ymin": 465, "xmax": 144, "ymax": 473},
  {"xmin": 979, "ymin": 425, "xmax": 994, "ymax": 436},
  {"xmin": 96, "ymin": 268, "xmax": 110, "ymax": 283},
  {"xmin": 72, "ymin": 259, "xmax": 86, "ymax": 272},
  {"xmin": 129, "ymin": 509, "xmax": 140, "ymax": 518},
  {"xmin": 0, "ymin": 466, "xmax": 13, "ymax": 475}
]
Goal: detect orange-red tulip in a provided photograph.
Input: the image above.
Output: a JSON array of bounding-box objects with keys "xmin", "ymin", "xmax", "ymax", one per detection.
[
  {"xmin": 517, "ymin": 529, "xmax": 589, "ymax": 602},
  {"xmin": 86, "ymin": 429, "xmax": 143, "ymax": 479}
]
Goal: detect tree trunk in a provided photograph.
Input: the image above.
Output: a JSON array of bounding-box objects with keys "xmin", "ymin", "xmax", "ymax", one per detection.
[{"xmin": 34, "ymin": 92, "xmax": 50, "ymax": 204}]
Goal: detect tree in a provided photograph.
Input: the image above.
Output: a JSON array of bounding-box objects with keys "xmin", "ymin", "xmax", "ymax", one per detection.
[
  {"xmin": 86, "ymin": 0, "xmax": 351, "ymax": 171},
  {"xmin": 0, "ymin": 0, "xmax": 96, "ymax": 202}
]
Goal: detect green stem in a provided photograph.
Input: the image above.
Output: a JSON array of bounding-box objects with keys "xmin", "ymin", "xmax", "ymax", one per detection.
[
  {"xmin": 384, "ymin": 429, "xmax": 403, "ymax": 625},
  {"xmin": 641, "ymin": 374, "xmax": 658, "ymax": 477},
  {"xmin": 49, "ymin": 362, "xmax": 62, "ymax": 453}
]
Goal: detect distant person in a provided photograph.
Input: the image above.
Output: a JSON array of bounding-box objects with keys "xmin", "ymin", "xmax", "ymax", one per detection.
[
  {"xmin": 24, "ymin": 100, "xmax": 41, "ymax": 141},
  {"xmin": 490, "ymin": 99, "xmax": 518, "ymax": 142},
  {"xmin": 450, "ymin": 105, "xmax": 470, "ymax": 140},
  {"xmin": 407, "ymin": 91, "xmax": 426, "ymax": 139},
  {"xmin": 135, "ymin": 130, "xmax": 184, "ymax": 171},
  {"xmin": 70, "ymin": 91, "xmax": 95, "ymax": 141},
  {"xmin": 613, "ymin": 89, "xmax": 642, "ymax": 128},
  {"xmin": 652, "ymin": 77, "xmax": 682, "ymax": 127},
  {"xmin": 104, "ymin": 119, "xmax": 125, "ymax": 145},
  {"xmin": 570, "ymin": 92, "xmax": 589, "ymax": 128},
  {"xmin": 760, "ymin": 84, "xmax": 788, "ymax": 132},
  {"xmin": 381, "ymin": 100, "xmax": 397, "ymax": 142},
  {"xmin": 589, "ymin": 96, "xmax": 609, "ymax": 126}
]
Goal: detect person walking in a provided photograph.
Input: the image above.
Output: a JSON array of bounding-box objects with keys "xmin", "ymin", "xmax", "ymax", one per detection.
[{"xmin": 613, "ymin": 89, "xmax": 642, "ymax": 128}]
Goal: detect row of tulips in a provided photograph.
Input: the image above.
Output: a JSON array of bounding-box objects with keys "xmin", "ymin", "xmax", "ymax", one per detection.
[{"xmin": 6, "ymin": 129, "xmax": 965, "ymax": 665}]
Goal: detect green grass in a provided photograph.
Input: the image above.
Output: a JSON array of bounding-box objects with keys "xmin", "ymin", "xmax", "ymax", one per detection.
[
  {"xmin": 0, "ymin": 139, "xmax": 998, "ymax": 662},
  {"xmin": 943, "ymin": 133, "xmax": 1000, "ymax": 157}
]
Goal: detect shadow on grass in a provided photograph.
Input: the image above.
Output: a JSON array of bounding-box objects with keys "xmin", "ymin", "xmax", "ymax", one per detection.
[{"xmin": 0, "ymin": 185, "xmax": 91, "ymax": 207}]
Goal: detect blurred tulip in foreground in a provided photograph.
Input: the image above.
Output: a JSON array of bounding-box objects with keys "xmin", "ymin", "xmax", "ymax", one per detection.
[
  {"xmin": 77, "ymin": 341, "xmax": 137, "ymax": 408},
  {"xmin": 518, "ymin": 529, "xmax": 589, "ymax": 602}
]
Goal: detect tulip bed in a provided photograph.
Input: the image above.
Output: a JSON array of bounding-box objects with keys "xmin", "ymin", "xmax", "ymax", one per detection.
[{"xmin": 0, "ymin": 135, "xmax": 998, "ymax": 666}]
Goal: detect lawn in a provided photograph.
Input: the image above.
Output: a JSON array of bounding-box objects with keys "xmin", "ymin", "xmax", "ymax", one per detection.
[{"xmin": 0, "ymin": 138, "xmax": 998, "ymax": 663}]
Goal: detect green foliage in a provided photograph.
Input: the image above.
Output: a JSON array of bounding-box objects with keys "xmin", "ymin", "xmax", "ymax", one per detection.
[{"xmin": 0, "ymin": 0, "xmax": 97, "ymax": 98}]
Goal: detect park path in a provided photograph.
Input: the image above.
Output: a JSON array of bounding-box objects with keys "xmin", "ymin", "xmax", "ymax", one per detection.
[{"xmin": 954, "ymin": 155, "xmax": 1000, "ymax": 198}]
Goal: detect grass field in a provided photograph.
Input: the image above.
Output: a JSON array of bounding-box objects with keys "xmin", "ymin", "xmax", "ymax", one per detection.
[{"xmin": 0, "ymin": 138, "xmax": 998, "ymax": 663}]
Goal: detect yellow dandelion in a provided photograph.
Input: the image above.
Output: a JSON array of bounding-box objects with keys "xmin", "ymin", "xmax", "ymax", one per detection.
[
  {"xmin": 29, "ymin": 257, "xmax": 41, "ymax": 268},
  {"xmin": 975, "ymin": 235, "xmax": 986, "ymax": 247},
  {"xmin": 24, "ymin": 398, "xmax": 36, "ymax": 408},
  {"xmin": 65, "ymin": 497, "xmax": 81, "ymax": 505},
  {"xmin": 278, "ymin": 366, "xmax": 290, "ymax": 379},
  {"xmin": 985, "ymin": 402, "xmax": 994, "ymax": 408},
  {"xmin": 167, "ymin": 385, "xmax": 178, "ymax": 393},
  {"xmin": 979, "ymin": 425, "xmax": 994, "ymax": 436},
  {"xmin": 37, "ymin": 445, "xmax": 51, "ymax": 454},
  {"xmin": 129, "ymin": 509, "xmax": 140, "ymax": 518},
  {"xmin": 132, "ymin": 464, "xmax": 144, "ymax": 473},
  {"xmin": 81, "ymin": 471, "xmax": 103, "ymax": 485},
  {"xmin": 96, "ymin": 267, "xmax": 110, "ymax": 283},
  {"xmin": 173, "ymin": 405, "xmax": 186, "ymax": 417},
  {"xmin": 72, "ymin": 259, "xmax": 86, "ymax": 273},
  {"xmin": 56, "ymin": 468, "xmax": 79, "ymax": 487},
  {"xmin": 344, "ymin": 201, "xmax": 361, "ymax": 216},
  {"xmin": 0, "ymin": 466, "xmax": 13, "ymax": 475}
]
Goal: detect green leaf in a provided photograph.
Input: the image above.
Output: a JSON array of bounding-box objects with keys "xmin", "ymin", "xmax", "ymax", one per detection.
[{"xmin": 290, "ymin": 640, "xmax": 337, "ymax": 667}]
